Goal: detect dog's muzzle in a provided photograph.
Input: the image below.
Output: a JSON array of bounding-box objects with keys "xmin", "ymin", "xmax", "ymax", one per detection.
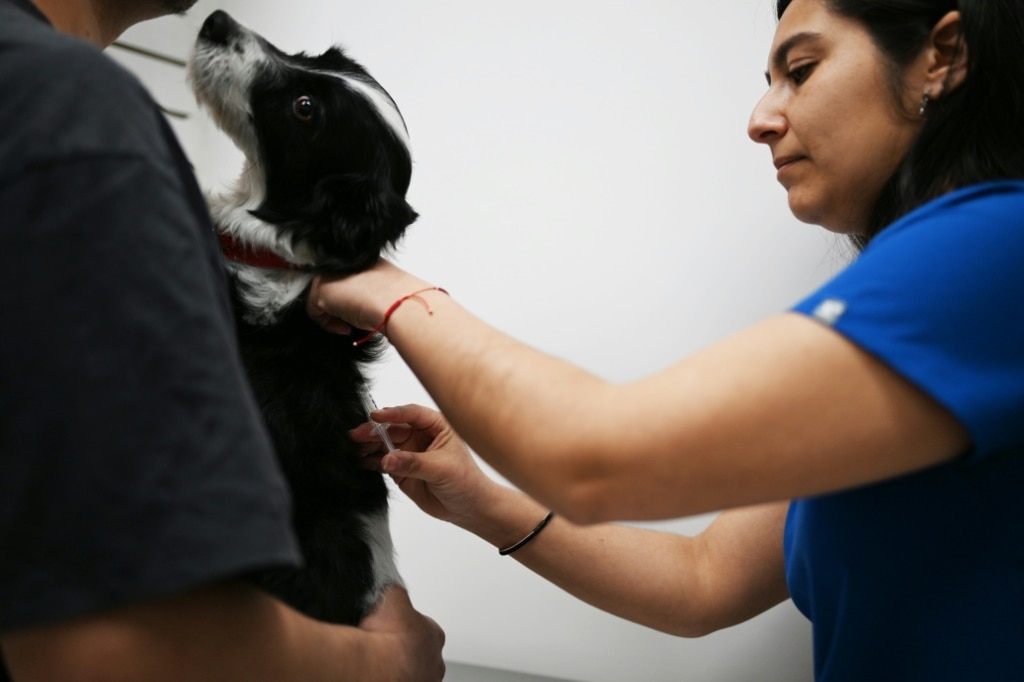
[{"xmin": 199, "ymin": 10, "xmax": 243, "ymax": 46}]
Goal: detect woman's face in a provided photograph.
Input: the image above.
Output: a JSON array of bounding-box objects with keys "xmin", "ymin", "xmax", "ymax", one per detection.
[{"xmin": 748, "ymin": 0, "xmax": 924, "ymax": 234}]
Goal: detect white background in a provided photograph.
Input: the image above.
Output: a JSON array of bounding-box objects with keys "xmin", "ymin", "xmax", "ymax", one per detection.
[{"xmin": 114, "ymin": 2, "xmax": 850, "ymax": 679}]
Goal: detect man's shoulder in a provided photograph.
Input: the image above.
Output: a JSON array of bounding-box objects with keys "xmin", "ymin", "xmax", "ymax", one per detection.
[
  {"xmin": 0, "ymin": 16, "xmax": 171, "ymax": 184},
  {"xmin": 0, "ymin": 21, "xmax": 154, "ymax": 120}
]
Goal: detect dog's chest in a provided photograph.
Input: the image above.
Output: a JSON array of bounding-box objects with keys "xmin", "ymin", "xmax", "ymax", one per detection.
[{"xmin": 227, "ymin": 261, "xmax": 313, "ymax": 325}]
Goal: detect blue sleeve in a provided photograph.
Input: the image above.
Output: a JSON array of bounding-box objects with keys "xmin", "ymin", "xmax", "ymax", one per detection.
[{"xmin": 792, "ymin": 182, "xmax": 1024, "ymax": 458}]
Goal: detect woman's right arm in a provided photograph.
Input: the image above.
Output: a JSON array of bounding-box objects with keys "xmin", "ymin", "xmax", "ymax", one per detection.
[
  {"xmin": 359, "ymin": 404, "xmax": 790, "ymax": 638},
  {"xmin": 1, "ymin": 583, "xmax": 444, "ymax": 682},
  {"xmin": 487, "ymin": 490, "xmax": 790, "ymax": 637}
]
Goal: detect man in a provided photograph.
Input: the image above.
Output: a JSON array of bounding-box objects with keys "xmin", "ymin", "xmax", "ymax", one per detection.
[{"xmin": 0, "ymin": 1, "xmax": 445, "ymax": 679}]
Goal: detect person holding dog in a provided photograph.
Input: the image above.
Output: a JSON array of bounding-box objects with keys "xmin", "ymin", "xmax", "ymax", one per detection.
[
  {"xmin": 0, "ymin": 1, "xmax": 444, "ymax": 680},
  {"xmin": 307, "ymin": 0, "xmax": 1024, "ymax": 679}
]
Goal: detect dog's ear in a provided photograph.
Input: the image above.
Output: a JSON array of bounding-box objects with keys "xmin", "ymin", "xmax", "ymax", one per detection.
[{"xmin": 282, "ymin": 172, "xmax": 418, "ymax": 275}]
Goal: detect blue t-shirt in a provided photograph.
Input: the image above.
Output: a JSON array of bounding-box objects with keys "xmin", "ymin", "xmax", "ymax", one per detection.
[{"xmin": 787, "ymin": 181, "xmax": 1024, "ymax": 681}]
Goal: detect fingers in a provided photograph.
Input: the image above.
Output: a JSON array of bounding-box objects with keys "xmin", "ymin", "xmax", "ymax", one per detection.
[
  {"xmin": 349, "ymin": 404, "xmax": 449, "ymax": 458},
  {"xmin": 379, "ymin": 451, "xmax": 419, "ymax": 477},
  {"xmin": 348, "ymin": 404, "xmax": 470, "ymax": 496},
  {"xmin": 350, "ymin": 421, "xmax": 412, "ymax": 445},
  {"xmin": 363, "ymin": 585, "xmax": 446, "ymax": 649},
  {"xmin": 306, "ymin": 261, "xmax": 426, "ymax": 337},
  {"xmin": 360, "ymin": 452, "xmax": 384, "ymax": 472},
  {"xmin": 378, "ymin": 447, "xmax": 462, "ymax": 486},
  {"xmin": 360, "ymin": 585, "xmax": 418, "ymax": 632},
  {"xmin": 371, "ymin": 404, "xmax": 448, "ymax": 435},
  {"xmin": 368, "ymin": 584, "xmax": 414, "ymax": 615},
  {"xmin": 306, "ymin": 278, "xmax": 354, "ymax": 336},
  {"xmin": 371, "ymin": 402, "xmax": 438, "ymax": 423},
  {"xmin": 361, "ymin": 585, "xmax": 446, "ymax": 681},
  {"xmin": 351, "ymin": 428, "xmax": 429, "ymax": 478},
  {"xmin": 305, "ymin": 274, "xmax": 372, "ymax": 336},
  {"xmin": 365, "ymin": 450, "xmax": 432, "ymax": 487}
]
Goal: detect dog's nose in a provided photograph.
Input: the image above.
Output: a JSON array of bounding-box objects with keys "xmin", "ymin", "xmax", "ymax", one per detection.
[{"xmin": 199, "ymin": 10, "xmax": 240, "ymax": 45}]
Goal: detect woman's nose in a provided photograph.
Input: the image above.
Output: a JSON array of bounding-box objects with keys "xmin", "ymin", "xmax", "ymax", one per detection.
[{"xmin": 748, "ymin": 90, "xmax": 787, "ymax": 144}]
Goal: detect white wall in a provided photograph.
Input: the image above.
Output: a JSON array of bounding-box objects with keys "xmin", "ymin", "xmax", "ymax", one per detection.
[{"xmin": 118, "ymin": 2, "xmax": 850, "ymax": 680}]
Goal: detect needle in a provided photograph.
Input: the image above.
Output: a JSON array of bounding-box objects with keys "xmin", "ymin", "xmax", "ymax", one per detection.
[{"xmin": 359, "ymin": 388, "xmax": 396, "ymax": 452}]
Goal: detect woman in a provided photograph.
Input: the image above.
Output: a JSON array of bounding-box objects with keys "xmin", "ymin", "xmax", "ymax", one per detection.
[{"xmin": 308, "ymin": 0, "xmax": 1024, "ymax": 678}]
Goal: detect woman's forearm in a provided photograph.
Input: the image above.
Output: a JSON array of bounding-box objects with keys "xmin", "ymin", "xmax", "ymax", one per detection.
[
  {"xmin": 458, "ymin": 482, "xmax": 789, "ymax": 638},
  {"xmin": 384, "ymin": 291, "xmax": 616, "ymax": 521}
]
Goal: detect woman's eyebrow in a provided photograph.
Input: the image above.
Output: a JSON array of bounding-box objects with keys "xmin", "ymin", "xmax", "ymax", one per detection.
[{"xmin": 764, "ymin": 31, "xmax": 824, "ymax": 84}]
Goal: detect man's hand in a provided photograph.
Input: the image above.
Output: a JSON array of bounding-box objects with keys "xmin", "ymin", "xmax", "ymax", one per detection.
[{"xmin": 360, "ymin": 585, "xmax": 446, "ymax": 681}]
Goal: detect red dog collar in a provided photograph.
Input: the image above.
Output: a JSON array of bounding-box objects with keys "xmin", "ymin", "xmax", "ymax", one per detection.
[{"xmin": 218, "ymin": 232, "xmax": 309, "ymax": 271}]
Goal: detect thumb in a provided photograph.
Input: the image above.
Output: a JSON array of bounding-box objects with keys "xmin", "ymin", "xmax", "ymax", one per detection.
[
  {"xmin": 380, "ymin": 445, "xmax": 491, "ymax": 526},
  {"xmin": 380, "ymin": 450, "xmax": 432, "ymax": 480},
  {"xmin": 381, "ymin": 449, "xmax": 461, "ymax": 494},
  {"xmin": 379, "ymin": 450, "xmax": 455, "ymax": 519}
]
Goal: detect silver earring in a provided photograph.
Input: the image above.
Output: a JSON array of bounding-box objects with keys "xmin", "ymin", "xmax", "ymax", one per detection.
[{"xmin": 919, "ymin": 91, "xmax": 931, "ymax": 117}]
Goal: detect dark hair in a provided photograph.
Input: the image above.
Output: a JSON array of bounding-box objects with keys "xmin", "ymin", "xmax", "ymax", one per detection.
[{"xmin": 776, "ymin": 0, "xmax": 1024, "ymax": 248}]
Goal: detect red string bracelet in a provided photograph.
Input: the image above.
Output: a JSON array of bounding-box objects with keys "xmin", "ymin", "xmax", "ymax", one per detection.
[{"xmin": 352, "ymin": 287, "xmax": 449, "ymax": 347}]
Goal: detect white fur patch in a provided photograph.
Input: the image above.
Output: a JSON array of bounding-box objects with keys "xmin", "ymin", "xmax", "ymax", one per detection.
[
  {"xmin": 331, "ymin": 73, "xmax": 411, "ymax": 152},
  {"xmin": 227, "ymin": 263, "xmax": 313, "ymax": 325},
  {"xmin": 204, "ymin": 165, "xmax": 316, "ymax": 324},
  {"xmin": 360, "ymin": 508, "xmax": 404, "ymax": 611},
  {"xmin": 186, "ymin": 28, "xmax": 271, "ymax": 162}
]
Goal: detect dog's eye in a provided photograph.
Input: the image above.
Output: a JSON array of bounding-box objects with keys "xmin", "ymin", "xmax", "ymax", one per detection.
[{"xmin": 293, "ymin": 96, "xmax": 315, "ymax": 122}]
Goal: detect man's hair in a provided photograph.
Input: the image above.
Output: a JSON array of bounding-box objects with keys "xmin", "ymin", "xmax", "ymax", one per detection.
[{"xmin": 776, "ymin": 0, "xmax": 1024, "ymax": 246}]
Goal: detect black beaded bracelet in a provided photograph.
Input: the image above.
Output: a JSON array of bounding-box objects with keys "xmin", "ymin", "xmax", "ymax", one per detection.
[{"xmin": 498, "ymin": 511, "xmax": 555, "ymax": 556}]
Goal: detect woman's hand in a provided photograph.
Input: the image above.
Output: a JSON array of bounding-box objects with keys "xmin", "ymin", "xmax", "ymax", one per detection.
[
  {"xmin": 350, "ymin": 404, "xmax": 503, "ymax": 529},
  {"xmin": 306, "ymin": 260, "xmax": 433, "ymax": 337}
]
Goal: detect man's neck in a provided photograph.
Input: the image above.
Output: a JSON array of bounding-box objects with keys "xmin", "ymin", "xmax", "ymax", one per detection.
[{"xmin": 32, "ymin": 0, "xmax": 128, "ymax": 47}]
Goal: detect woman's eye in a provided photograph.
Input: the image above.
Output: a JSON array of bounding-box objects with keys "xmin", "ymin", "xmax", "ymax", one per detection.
[
  {"xmin": 787, "ymin": 64, "xmax": 814, "ymax": 85},
  {"xmin": 293, "ymin": 96, "xmax": 315, "ymax": 121}
]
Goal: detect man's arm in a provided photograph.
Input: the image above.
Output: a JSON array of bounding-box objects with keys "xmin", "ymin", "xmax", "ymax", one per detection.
[{"xmin": 1, "ymin": 582, "xmax": 444, "ymax": 682}]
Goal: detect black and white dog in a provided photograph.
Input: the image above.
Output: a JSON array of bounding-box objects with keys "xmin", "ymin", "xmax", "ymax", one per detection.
[{"xmin": 187, "ymin": 10, "xmax": 416, "ymax": 625}]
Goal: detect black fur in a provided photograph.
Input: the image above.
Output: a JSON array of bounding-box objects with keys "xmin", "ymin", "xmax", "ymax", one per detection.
[
  {"xmin": 246, "ymin": 46, "xmax": 416, "ymax": 274},
  {"xmin": 238, "ymin": 305, "xmax": 388, "ymax": 625},
  {"xmin": 188, "ymin": 10, "xmax": 417, "ymax": 625}
]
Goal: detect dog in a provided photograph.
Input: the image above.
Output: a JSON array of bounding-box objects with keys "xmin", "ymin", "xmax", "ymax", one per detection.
[{"xmin": 186, "ymin": 10, "xmax": 416, "ymax": 625}]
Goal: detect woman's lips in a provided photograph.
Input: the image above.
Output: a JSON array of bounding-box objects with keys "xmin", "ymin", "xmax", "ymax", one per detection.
[{"xmin": 774, "ymin": 155, "xmax": 804, "ymax": 183}]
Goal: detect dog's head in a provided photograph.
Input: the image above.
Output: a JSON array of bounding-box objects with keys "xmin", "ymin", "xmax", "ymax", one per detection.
[{"xmin": 187, "ymin": 10, "xmax": 416, "ymax": 274}]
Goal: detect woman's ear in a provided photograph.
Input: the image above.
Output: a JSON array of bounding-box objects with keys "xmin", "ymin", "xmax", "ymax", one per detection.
[{"xmin": 926, "ymin": 11, "xmax": 968, "ymax": 98}]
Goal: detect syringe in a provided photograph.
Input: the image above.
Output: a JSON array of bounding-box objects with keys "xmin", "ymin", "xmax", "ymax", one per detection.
[{"xmin": 359, "ymin": 388, "xmax": 397, "ymax": 452}]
